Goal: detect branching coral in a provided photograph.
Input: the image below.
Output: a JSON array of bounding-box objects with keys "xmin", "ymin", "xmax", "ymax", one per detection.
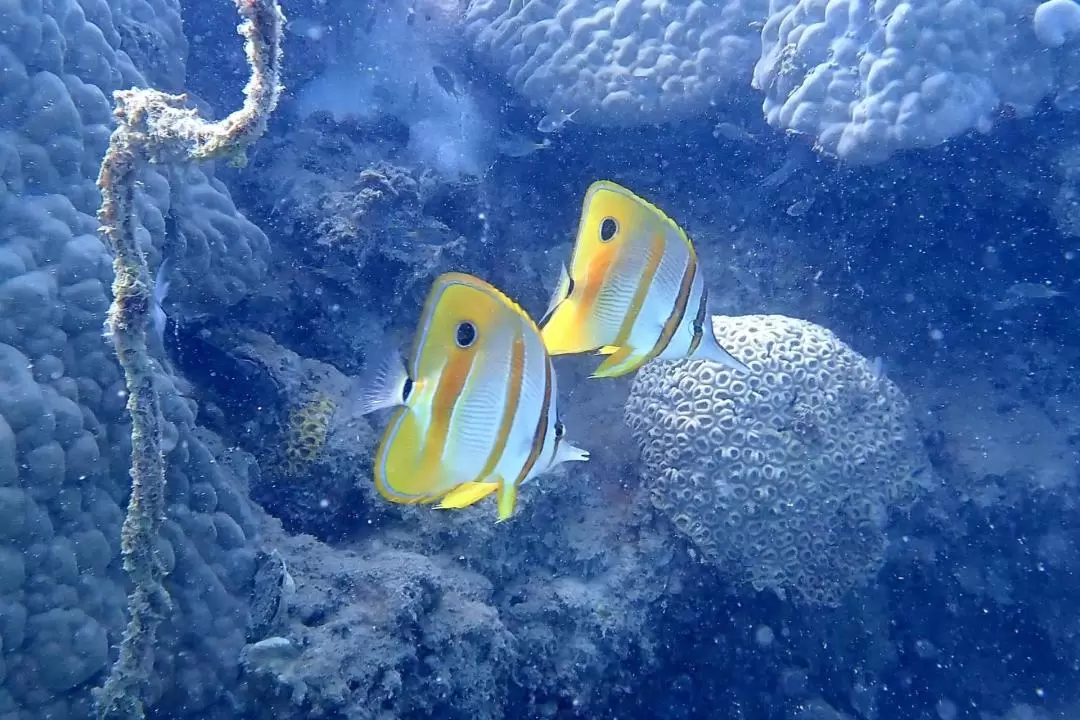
[{"xmin": 92, "ymin": 1, "xmax": 284, "ymax": 717}]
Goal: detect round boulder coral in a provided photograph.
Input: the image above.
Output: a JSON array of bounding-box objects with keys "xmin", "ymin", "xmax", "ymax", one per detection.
[
  {"xmin": 625, "ymin": 315, "xmax": 930, "ymax": 605},
  {"xmin": 752, "ymin": 0, "xmax": 1056, "ymax": 163},
  {"xmin": 464, "ymin": 0, "xmax": 767, "ymax": 126}
]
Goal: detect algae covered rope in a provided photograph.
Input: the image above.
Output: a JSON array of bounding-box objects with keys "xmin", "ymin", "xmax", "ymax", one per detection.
[{"xmin": 93, "ymin": 1, "xmax": 285, "ymax": 718}]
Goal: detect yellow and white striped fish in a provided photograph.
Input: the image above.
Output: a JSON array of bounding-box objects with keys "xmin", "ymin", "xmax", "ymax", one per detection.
[
  {"xmin": 540, "ymin": 181, "xmax": 750, "ymax": 379},
  {"xmin": 353, "ymin": 272, "xmax": 589, "ymax": 521}
]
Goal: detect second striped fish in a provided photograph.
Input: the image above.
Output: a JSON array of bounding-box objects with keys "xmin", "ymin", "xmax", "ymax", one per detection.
[{"xmin": 540, "ymin": 181, "xmax": 750, "ymax": 378}]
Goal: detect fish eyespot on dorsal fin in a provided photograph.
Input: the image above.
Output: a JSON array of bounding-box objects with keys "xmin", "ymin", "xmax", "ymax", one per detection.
[
  {"xmin": 455, "ymin": 320, "xmax": 478, "ymax": 348},
  {"xmin": 554, "ymin": 420, "xmax": 566, "ymax": 439},
  {"xmin": 599, "ymin": 217, "xmax": 618, "ymax": 242},
  {"xmin": 402, "ymin": 377, "xmax": 414, "ymax": 402}
]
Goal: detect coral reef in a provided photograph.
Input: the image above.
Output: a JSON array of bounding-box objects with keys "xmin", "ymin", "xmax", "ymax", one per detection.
[
  {"xmin": 227, "ymin": 113, "xmax": 508, "ymax": 374},
  {"xmin": 461, "ymin": 0, "xmax": 1079, "ymax": 162},
  {"xmin": 625, "ymin": 314, "xmax": 931, "ymax": 605},
  {"xmin": 231, "ymin": 472, "xmax": 679, "ymax": 720}
]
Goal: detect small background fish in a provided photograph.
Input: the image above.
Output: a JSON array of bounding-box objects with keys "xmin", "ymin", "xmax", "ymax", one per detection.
[
  {"xmin": 992, "ymin": 282, "xmax": 1066, "ymax": 310},
  {"xmin": 537, "ymin": 109, "xmax": 577, "ymax": 134},
  {"xmin": 496, "ymin": 134, "xmax": 551, "ymax": 158}
]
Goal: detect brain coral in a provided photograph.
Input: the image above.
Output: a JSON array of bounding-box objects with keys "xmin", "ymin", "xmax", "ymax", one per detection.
[
  {"xmin": 464, "ymin": 0, "xmax": 768, "ymax": 125},
  {"xmin": 752, "ymin": 0, "xmax": 1057, "ymax": 163},
  {"xmin": 625, "ymin": 315, "xmax": 929, "ymax": 605}
]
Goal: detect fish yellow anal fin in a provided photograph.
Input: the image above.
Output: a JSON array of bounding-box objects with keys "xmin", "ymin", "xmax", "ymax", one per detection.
[
  {"xmin": 436, "ymin": 481, "xmax": 500, "ymax": 510},
  {"xmin": 590, "ymin": 345, "xmax": 647, "ymax": 379},
  {"xmin": 496, "ymin": 477, "xmax": 517, "ymax": 523}
]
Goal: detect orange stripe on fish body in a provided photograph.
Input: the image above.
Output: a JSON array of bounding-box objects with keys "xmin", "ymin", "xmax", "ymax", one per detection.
[
  {"xmin": 477, "ymin": 332, "xmax": 526, "ymax": 480},
  {"xmin": 498, "ymin": 347, "xmax": 552, "ymax": 519},
  {"xmin": 415, "ymin": 345, "xmax": 475, "ymax": 485},
  {"xmin": 613, "ymin": 229, "xmax": 667, "ymax": 345}
]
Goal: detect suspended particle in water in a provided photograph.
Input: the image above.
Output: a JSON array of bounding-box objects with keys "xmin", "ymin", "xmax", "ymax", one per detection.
[{"xmin": 936, "ymin": 698, "xmax": 957, "ymax": 720}]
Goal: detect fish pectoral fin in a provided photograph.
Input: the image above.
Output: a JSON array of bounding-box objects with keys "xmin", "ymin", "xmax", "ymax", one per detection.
[
  {"xmin": 597, "ymin": 345, "xmax": 620, "ymax": 355},
  {"xmin": 590, "ymin": 345, "xmax": 646, "ymax": 379},
  {"xmin": 436, "ymin": 481, "xmax": 500, "ymax": 510}
]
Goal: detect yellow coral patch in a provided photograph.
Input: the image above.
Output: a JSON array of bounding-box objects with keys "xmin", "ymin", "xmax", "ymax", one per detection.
[{"xmin": 282, "ymin": 393, "xmax": 335, "ymax": 475}]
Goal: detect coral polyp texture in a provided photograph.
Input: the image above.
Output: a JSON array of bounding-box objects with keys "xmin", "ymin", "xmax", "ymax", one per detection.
[
  {"xmin": 464, "ymin": 0, "xmax": 768, "ymax": 125},
  {"xmin": 752, "ymin": 0, "xmax": 1058, "ymax": 164},
  {"xmin": 625, "ymin": 314, "xmax": 930, "ymax": 606},
  {"xmin": 283, "ymin": 393, "xmax": 335, "ymax": 474}
]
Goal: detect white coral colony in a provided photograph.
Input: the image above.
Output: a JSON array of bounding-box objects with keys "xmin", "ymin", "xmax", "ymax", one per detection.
[{"xmin": 624, "ymin": 315, "xmax": 932, "ymax": 605}]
